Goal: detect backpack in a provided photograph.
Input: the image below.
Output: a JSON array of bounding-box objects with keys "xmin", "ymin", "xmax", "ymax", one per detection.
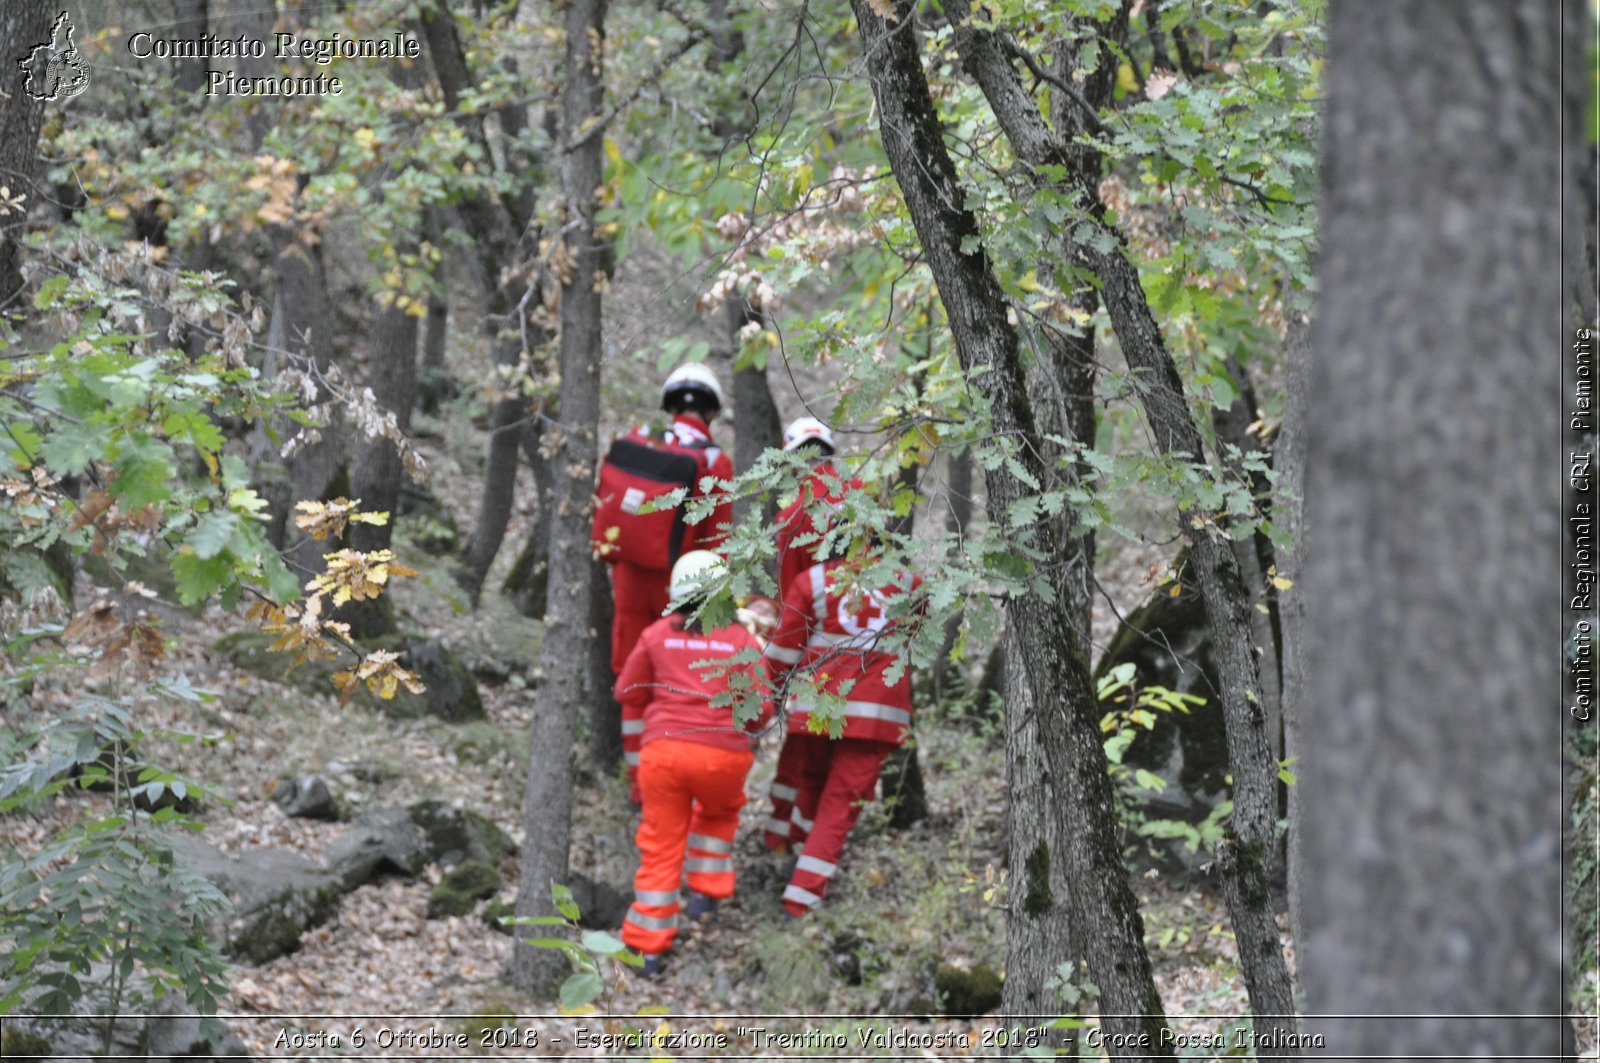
[{"xmin": 592, "ymin": 435, "xmax": 708, "ymax": 570}]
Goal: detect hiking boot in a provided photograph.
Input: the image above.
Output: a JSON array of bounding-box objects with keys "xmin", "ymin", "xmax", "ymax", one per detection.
[
  {"xmin": 639, "ymin": 953, "xmax": 665, "ymax": 977},
  {"xmin": 685, "ymin": 892, "xmax": 719, "ymax": 922}
]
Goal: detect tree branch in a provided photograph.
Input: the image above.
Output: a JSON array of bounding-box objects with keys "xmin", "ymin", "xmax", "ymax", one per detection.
[{"xmin": 563, "ymin": 29, "xmax": 710, "ymax": 153}]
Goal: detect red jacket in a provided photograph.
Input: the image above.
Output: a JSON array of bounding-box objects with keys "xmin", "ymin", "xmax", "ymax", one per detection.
[
  {"xmin": 774, "ymin": 462, "xmax": 863, "ymax": 595},
  {"xmin": 763, "ymin": 557, "xmax": 921, "ymax": 745},
  {"xmin": 628, "ymin": 413, "xmax": 734, "ymax": 557},
  {"xmin": 617, "ymin": 615, "xmax": 770, "ymax": 779}
]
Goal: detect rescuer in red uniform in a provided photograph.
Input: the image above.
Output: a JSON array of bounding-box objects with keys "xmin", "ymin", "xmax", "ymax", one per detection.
[
  {"xmin": 763, "ymin": 417, "xmax": 864, "ymax": 851},
  {"xmin": 615, "ymin": 551, "xmax": 769, "ymax": 972},
  {"xmin": 772, "ymin": 417, "xmax": 865, "ymax": 598},
  {"xmin": 593, "ymin": 364, "xmax": 735, "ymax": 781},
  {"xmin": 761, "ymin": 548, "xmax": 922, "ymax": 917}
]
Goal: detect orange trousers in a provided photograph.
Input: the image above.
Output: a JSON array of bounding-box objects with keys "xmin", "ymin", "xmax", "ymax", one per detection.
[{"xmin": 620, "ymin": 738, "xmax": 752, "ymax": 956}]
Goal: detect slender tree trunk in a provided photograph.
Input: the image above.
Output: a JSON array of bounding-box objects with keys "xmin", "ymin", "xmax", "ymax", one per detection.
[
  {"xmin": 934, "ymin": 448, "xmax": 974, "ymax": 700},
  {"xmin": 0, "ymin": 0, "xmax": 53, "ymax": 310},
  {"xmin": 418, "ymin": 6, "xmax": 545, "ymax": 604},
  {"xmin": 945, "ymin": 0, "xmax": 1296, "ymax": 1038},
  {"xmin": 1301, "ymin": 4, "xmax": 1570, "ymax": 1056},
  {"xmin": 881, "ymin": 456, "xmax": 927, "ymax": 828},
  {"xmin": 503, "ymin": 421, "xmax": 555, "ymax": 617},
  {"xmin": 170, "ymin": 0, "xmax": 209, "ymax": 93},
  {"xmin": 851, "ymin": 3, "xmax": 1170, "ymax": 1051},
  {"xmin": 509, "ymin": 0, "xmax": 608, "ymax": 996},
  {"xmin": 586, "ymin": 553, "xmax": 620, "ymax": 771},
  {"xmin": 1091, "ymin": 194, "xmax": 1297, "ymax": 1050},
  {"xmin": 416, "ymin": 208, "xmax": 453, "ymax": 416},
  {"xmin": 458, "ymin": 335, "xmax": 530, "ymax": 602},
  {"xmin": 1273, "ymin": 291, "xmax": 1311, "ymax": 970},
  {"xmin": 727, "ymin": 298, "xmax": 783, "ymax": 531}
]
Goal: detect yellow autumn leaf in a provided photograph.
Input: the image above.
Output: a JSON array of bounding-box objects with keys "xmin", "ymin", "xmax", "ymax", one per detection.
[
  {"xmin": 865, "ymin": 0, "xmax": 896, "ymax": 19},
  {"xmin": 1270, "ymin": 575, "xmax": 1294, "ymax": 591}
]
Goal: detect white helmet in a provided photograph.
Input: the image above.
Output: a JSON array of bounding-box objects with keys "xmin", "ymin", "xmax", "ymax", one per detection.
[
  {"xmin": 782, "ymin": 416, "xmax": 835, "ymax": 453},
  {"xmin": 668, "ymin": 549, "xmax": 726, "ymax": 604},
  {"xmin": 662, "ymin": 363, "xmax": 724, "ymax": 412}
]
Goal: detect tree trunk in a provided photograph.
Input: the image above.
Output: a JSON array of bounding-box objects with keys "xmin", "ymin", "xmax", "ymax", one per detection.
[
  {"xmin": 1273, "ymin": 290, "xmax": 1311, "ymax": 970},
  {"xmin": 418, "ymin": 6, "xmax": 544, "ymax": 604},
  {"xmin": 933, "ymin": 448, "xmax": 974, "ymax": 701},
  {"xmin": 170, "ymin": 0, "xmax": 209, "ymax": 94},
  {"xmin": 0, "ymin": 0, "xmax": 53, "ymax": 310},
  {"xmin": 344, "ymin": 289, "xmax": 421, "ymax": 638},
  {"xmin": 503, "ymin": 421, "xmax": 555, "ymax": 618},
  {"xmin": 458, "ymin": 335, "xmax": 530, "ymax": 602},
  {"xmin": 944, "ymin": 1, "xmax": 1296, "ymax": 1038},
  {"xmin": 850, "ymin": 3, "xmax": 1170, "ymax": 1051},
  {"xmin": 508, "ymin": 0, "xmax": 608, "ymax": 997},
  {"xmin": 727, "ymin": 299, "xmax": 783, "ymax": 532},
  {"xmin": 1001, "ymin": 626, "xmax": 1077, "ymax": 1054},
  {"xmin": 416, "ymin": 208, "xmax": 454, "ymax": 415},
  {"xmin": 882, "ymin": 456, "xmax": 926, "ymax": 829},
  {"xmin": 1300, "ymin": 3, "xmax": 1570, "ymax": 1057},
  {"xmin": 586, "ymin": 553, "xmax": 620, "ymax": 771}
]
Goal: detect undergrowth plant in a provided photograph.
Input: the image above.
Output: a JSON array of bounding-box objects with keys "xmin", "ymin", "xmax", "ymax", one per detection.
[{"xmin": 0, "ymin": 255, "xmax": 424, "ymax": 1034}]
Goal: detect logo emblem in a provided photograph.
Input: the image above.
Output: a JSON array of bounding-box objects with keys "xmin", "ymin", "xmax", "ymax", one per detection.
[
  {"xmin": 836, "ymin": 589, "xmax": 888, "ymax": 637},
  {"xmin": 19, "ymin": 12, "xmax": 89, "ymax": 102}
]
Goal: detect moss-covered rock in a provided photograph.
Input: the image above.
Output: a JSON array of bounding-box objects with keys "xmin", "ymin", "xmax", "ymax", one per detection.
[
  {"xmin": 427, "ymin": 860, "xmax": 502, "ymax": 918},
  {"xmin": 481, "ymin": 898, "xmax": 516, "ymax": 935},
  {"xmin": 214, "ymin": 630, "xmax": 485, "ymax": 722},
  {"xmin": 170, "ymin": 834, "xmax": 344, "ymax": 966},
  {"xmin": 409, "ymin": 800, "xmax": 514, "ymax": 867},
  {"xmin": 455, "ymin": 1004, "xmax": 515, "ymax": 1044},
  {"xmin": 1, "ymin": 1028, "xmax": 51, "ymax": 1058},
  {"xmin": 935, "ymin": 963, "xmax": 1003, "ymax": 1018}
]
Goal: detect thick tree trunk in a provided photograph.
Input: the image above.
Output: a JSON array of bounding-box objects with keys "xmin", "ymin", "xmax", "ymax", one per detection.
[
  {"xmin": 945, "ymin": 0, "xmax": 1296, "ymax": 1038},
  {"xmin": 1300, "ymin": 4, "xmax": 1570, "ymax": 1057},
  {"xmin": 344, "ymin": 292, "xmax": 421, "ymax": 638},
  {"xmin": 508, "ymin": 0, "xmax": 608, "ymax": 997},
  {"xmin": 851, "ymin": 3, "xmax": 1169, "ymax": 1051},
  {"xmin": 0, "ymin": 0, "xmax": 53, "ymax": 310}
]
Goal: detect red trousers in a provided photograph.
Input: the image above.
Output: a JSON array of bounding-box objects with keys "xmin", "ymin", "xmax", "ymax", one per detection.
[
  {"xmin": 620, "ymin": 739, "xmax": 751, "ymax": 956},
  {"xmin": 610, "ymin": 561, "xmax": 669, "ymax": 676},
  {"xmin": 763, "ymin": 733, "xmax": 895, "ymax": 917}
]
